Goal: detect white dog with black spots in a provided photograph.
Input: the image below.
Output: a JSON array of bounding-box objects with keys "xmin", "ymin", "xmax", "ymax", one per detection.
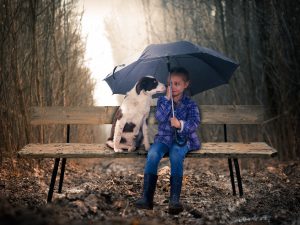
[{"xmin": 106, "ymin": 76, "xmax": 166, "ymax": 152}]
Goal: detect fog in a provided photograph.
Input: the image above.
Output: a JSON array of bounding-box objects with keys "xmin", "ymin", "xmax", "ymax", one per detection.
[{"xmin": 81, "ymin": 0, "xmax": 152, "ymax": 106}]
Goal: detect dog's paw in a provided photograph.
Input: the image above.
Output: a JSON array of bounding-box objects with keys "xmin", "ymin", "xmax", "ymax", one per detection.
[
  {"xmin": 114, "ymin": 148, "xmax": 124, "ymax": 153},
  {"xmin": 106, "ymin": 140, "xmax": 114, "ymax": 149},
  {"xmin": 128, "ymin": 146, "xmax": 136, "ymax": 152}
]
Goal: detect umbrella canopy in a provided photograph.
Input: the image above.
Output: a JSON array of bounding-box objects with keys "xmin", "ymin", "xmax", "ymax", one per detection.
[{"xmin": 104, "ymin": 41, "xmax": 239, "ymax": 96}]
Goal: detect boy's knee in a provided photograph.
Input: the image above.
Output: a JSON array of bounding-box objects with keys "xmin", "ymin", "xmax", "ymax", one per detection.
[
  {"xmin": 147, "ymin": 151, "xmax": 159, "ymax": 161},
  {"xmin": 170, "ymin": 151, "xmax": 185, "ymax": 165},
  {"xmin": 170, "ymin": 145, "xmax": 187, "ymax": 158}
]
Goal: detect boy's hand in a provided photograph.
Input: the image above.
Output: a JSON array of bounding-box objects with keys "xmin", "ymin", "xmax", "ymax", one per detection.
[{"xmin": 170, "ymin": 117, "xmax": 181, "ymax": 129}]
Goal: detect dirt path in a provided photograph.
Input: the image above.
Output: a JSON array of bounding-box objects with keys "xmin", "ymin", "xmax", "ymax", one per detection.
[{"xmin": 0, "ymin": 157, "xmax": 299, "ymax": 225}]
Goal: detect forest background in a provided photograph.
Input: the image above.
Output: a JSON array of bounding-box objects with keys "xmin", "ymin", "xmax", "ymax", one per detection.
[{"xmin": 0, "ymin": 0, "xmax": 299, "ymax": 167}]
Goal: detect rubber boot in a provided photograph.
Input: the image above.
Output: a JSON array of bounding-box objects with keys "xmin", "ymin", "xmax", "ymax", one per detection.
[
  {"xmin": 169, "ymin": 176, "xmax": 184, "ymax": 214},
  {"xmin": 135, "ymin": 173, "xmax": 158, "ymax": 210}
]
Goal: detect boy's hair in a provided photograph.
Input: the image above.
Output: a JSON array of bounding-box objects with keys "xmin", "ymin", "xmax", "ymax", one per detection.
[{"xmin": 170, "ymin": 67, "xmax": 190, "ymax": 82}]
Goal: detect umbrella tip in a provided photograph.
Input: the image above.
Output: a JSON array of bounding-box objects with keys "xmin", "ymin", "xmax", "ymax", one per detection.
[{"xmin": 112, "ymin": 64, "xmax": 126, "ymax": 79}]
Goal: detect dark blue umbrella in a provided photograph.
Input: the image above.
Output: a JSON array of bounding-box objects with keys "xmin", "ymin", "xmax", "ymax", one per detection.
[{"xmin": 104, "ymin": 40, "xmax": 239, "ymax": 96}]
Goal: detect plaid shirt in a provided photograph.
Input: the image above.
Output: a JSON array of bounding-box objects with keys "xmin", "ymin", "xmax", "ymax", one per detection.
[{"xmin": 154, "ymin": 94, "xmax": 201, "ymax": 151}]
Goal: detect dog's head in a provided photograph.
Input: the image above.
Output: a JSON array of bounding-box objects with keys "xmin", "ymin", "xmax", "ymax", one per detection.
[{"xmin": 136, "ymin": 76, "xmax": 166, "ymax": 96}]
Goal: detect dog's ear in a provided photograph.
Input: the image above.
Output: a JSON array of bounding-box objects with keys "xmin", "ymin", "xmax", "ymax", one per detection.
[
  {"xmin": 136, "ymin": 79, "xmax": 145, "ymax": 95},
  {"xmin": 136, "ymin": 76, "xmax": 159, "ymax": 94}
]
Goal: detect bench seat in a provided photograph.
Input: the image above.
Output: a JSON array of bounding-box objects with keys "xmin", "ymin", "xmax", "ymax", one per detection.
[
  {"xmin": 19, "ymin": 105, "xmax": 278, "ymax": 202},
  {"xmin": 18, "ymin": 142, "xmax": 277, "ymax": 159}
]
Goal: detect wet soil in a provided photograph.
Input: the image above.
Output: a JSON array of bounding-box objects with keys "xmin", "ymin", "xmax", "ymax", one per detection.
[{"xmin": 0, "ymin": 157, "xmax": 299, "ymax": 225}]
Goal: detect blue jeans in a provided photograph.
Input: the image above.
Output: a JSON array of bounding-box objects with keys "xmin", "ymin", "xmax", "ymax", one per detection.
[{"xmin": 144, "ymin": 142, "xmax": 189, "ymax": 177}]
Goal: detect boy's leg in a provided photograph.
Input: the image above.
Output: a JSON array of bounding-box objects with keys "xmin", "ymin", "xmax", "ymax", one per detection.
[
  {"xmin": 169, "ymin": 144, "xmax": 189, "ymax": 177},
  {"xmin": 144, "ymin": 142, "xmax": 169, "ymax": 175},
  {"xmin": 168, "ymin": 144, "xmax": 189, "ymax": 214},
  {"xmin": 136, "ymin": 142, "xmax": 168, "ymax": 209}
]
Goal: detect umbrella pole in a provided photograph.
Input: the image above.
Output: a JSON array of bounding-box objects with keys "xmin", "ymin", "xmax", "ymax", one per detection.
[
  {"xmin": 167, "ymin": 57, "xmax": 187, "ymax": 147},
  {"xmin": 167, "ymin": 57, "xmax": 175, "ymax": 118},
  {"xmin": 169, "ymin": 72, "xmax": 175, "ymax": 118}
]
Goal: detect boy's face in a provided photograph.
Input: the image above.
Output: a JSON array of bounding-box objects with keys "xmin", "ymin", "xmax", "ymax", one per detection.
[{"xmin": 167, "ymin": 73, "xmax": 189, "ymax": 98}]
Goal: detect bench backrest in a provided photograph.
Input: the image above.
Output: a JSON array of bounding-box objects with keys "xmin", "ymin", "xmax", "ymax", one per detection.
[{"xmin": 30, "ymin": 105, "xmax": 265, "ymax": 125}]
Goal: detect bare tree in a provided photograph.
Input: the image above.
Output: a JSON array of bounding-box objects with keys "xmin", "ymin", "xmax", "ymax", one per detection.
[{"xmin": 0, "ymin": 0, "xmax": 95, "ymax": 164}]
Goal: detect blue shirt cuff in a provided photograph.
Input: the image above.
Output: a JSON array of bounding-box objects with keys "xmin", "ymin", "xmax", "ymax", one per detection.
[{"xmin": 178, "ymin": 120, "xmax": 185, "ymax": 133}]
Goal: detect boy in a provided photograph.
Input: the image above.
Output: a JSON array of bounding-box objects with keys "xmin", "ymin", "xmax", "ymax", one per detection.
[{"xmin": 135, "ymin": 67, "xmax": 201, "ymax": 214}]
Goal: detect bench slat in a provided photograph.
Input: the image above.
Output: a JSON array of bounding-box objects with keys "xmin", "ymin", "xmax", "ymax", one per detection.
[
  {"xmin": 30, "ymin": 105, "xmax": 265, "ymax": 125},
  {"xmin": 30, "ymin": 106, "xmax": 117, "ymax": 125},
  {"xmin": 18, "ymin": 142, "xmax": 277, "ymax": 159}
]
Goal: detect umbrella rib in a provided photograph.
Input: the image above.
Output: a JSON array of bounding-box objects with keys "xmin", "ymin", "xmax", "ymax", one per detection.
[
  {"xmin": 153, "ymin": 58, "xmax": 165, "ymax": 76},
  {"xmin": 173, "ymin": 57, "xmax": 182, "ymax": 68}
]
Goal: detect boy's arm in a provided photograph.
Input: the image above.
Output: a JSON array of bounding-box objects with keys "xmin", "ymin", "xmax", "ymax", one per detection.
[
  {"xmin": 179, "ymin": 102, "xmax": 200, "ymax": 133},
  {"xmin": 155, "ymin": 96, "xmax": 172, "ymax": 122}
]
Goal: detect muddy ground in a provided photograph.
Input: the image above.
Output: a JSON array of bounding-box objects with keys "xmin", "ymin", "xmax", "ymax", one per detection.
[{"xmin": 0, "ymin": 156, "xmax": 299, "ymax": 225}]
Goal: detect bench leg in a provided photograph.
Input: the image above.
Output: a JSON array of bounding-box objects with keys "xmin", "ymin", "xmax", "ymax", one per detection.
[
  {"xmin": 58, "ymin": 158, "xmax": 67, "ymax": 193},
  {"xmin": 47, "ymin": 158, "xmax": 60, "ymax": 203},
  {"xmin": 233, "ymin": 158, "xmax": 243, "ymax": 197},
  {"xmin": 228, "ymin": 158, "xmax": 236, "ymax": 196}
]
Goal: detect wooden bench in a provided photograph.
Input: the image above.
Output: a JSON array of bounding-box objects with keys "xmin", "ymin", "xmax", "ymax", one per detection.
[{"xmin": 18, "ymin": 105, "xmax": 277, "ymax": 203}]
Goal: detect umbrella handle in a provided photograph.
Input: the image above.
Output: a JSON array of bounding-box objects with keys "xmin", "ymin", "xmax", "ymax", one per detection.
[
  {"xmin": 174, "ymin": 130, "xmax": 187, "ymax": 147},
  {"xmin": 170, "ymin": 88, "xmax": 187, "ymax": 147}
]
